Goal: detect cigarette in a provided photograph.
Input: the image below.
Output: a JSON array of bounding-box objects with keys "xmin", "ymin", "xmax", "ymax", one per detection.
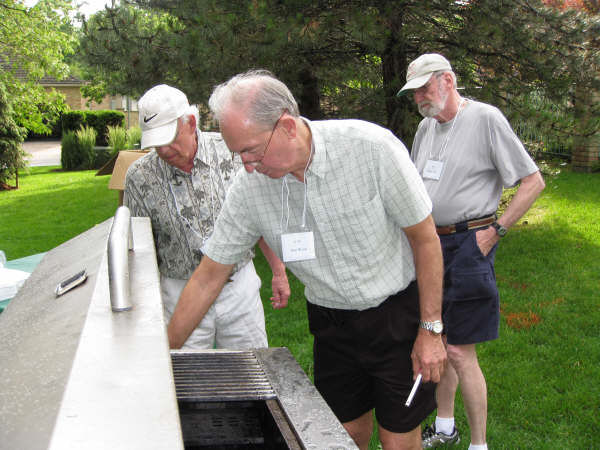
[{"xmin": 405, "ymin": 373, "xmax": 422, "ymax": 407}]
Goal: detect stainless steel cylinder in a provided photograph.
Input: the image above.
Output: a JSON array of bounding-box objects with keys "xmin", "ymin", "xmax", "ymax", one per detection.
[{"xmin": 107, "ymin": 206, "xmax": 133, "ymax": 311}]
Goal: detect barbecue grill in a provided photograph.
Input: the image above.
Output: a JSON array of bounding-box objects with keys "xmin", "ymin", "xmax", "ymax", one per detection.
[{"xmin": 0, "ymin": 211, "xmax": 357, "ymax": 449}]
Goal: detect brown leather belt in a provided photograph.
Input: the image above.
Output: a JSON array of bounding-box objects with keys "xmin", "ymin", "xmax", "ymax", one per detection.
[{"xmin": 436, "ymin": 216, "xmax": 495, "ymax": 235}]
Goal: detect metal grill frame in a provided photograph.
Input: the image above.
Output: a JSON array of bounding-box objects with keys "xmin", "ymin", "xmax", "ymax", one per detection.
[{"xmin": 171, "ymin": 348, "xmax": 358, "ymax": 449}]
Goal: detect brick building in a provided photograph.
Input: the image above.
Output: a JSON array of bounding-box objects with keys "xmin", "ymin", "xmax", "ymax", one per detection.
[
  {"xmin": 2, "ymin": 62, "xmax": 139, "ymax": 129},
  {"xmin": 38, "ymin": 73, "xmax": 139, "ymax": 129}
]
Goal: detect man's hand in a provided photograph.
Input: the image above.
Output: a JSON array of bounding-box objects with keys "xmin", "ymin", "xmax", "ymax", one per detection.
[
  {"xmin": 270, "ymin": 271, "xmax": 290, "ymax": 309},
  {"xmin": 475, "ymin": 227, "xmax": 499, "ymax": 256},
  {"xmin": 168, "ymin": 257, "xmax": 233, "ymax": 348},
  {"xmin": 257, "ymin": 237, "xmax": 289, "ymax": 309},
  {"xmin": 411, "ymin": 330, "xmax": 447, "ymax": 383},
  {"xmin": 476, "ymin": 170, "xmax": 545, "ymax": 256}
]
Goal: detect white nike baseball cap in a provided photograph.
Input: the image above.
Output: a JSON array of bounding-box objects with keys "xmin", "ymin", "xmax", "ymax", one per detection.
[
  {"xmin": 396, "ymin": 53, "xmax": 452, "ymax": 96},
  {"xmin": 138, "ymin": 84, "xmax": 190, "ymax": 149}
]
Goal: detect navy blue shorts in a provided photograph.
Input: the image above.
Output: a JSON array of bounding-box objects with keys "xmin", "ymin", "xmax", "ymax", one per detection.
[
  {"xmin": 440, "ymin": 228, "xmax": 500, "ymax": 345},
  {"xmin": 307, "ymin": 282, "xmax": 436, "ymax": 433}
]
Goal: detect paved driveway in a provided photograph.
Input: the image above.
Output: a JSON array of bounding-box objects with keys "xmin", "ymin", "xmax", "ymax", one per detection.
[{"xmin": 22, "ymin": 140, "xmax": 61, "ymax": 167}]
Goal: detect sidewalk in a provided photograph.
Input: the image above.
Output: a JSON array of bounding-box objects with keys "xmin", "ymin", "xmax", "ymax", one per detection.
[{"xmin": 22, "ymin": 140, "xmax": 61, "ymax": 167}]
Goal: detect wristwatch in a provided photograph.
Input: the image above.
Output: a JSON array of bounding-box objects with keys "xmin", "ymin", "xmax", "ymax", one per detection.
[
  {"xmin": 491, "ymin": 221, "xmax": 508, "ymax": 237},
  {"xmin": 419, "ymin": 320, "xmax": 443, "ymax": 335}
]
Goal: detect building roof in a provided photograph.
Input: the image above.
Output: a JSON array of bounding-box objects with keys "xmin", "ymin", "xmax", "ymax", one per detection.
[{"xmin": 1, "ymin": 60, "xmax": 85, "ymax": 86}]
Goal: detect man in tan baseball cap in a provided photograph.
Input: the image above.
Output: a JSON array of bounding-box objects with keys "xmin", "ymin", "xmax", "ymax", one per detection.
[
  {"xmin": 397, "ymin": 53, "xmax": 452, "ymax": 96},
  {"xmin": 401, "ymin": 53, "xmax": 545, "ymax": 450}
]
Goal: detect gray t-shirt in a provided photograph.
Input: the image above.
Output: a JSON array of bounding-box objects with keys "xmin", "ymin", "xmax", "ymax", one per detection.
[{"xmin": 411, "ymin": 100, "xmax": 539, "ymax": 226}]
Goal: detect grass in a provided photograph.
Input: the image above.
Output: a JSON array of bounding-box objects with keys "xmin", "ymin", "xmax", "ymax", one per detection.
[
  {"xmin": 0, "ymin": 166, "xmax": 118, "ymax": 259},
  {"xmin": 1, "ymin": 162, "xmax": 599, "ymax": 448},
  {"xmin": 481, "ymin": 163, "xmax": 600, "ymax": 449}
]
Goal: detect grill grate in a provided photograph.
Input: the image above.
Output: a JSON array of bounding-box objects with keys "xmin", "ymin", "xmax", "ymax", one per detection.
[{"xmin": 171, "ymin": 351, "xmax": 276, "ymax": 402}]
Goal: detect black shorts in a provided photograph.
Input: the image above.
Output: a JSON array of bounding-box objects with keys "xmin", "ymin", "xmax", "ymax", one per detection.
[
  {"xmin": 440, "ymin": 228, "xmax": 500, "ymax": 345},
  {"xmin": 307, "ymin": 282, "xmax": 436, "ymax": 433}
]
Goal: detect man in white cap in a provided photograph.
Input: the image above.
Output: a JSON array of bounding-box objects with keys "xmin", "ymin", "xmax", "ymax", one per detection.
[
  {"xmin": 124, "ymin": 84, "xmax": 290, "ymax": 350},
  {"xmin": 398, "ymin": 54, "xmax": 545, "ymax": 449}
]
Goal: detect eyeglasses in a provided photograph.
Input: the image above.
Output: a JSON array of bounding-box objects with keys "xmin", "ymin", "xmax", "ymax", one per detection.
[
  {"xmin": 415, "ymin": 78, "xmax": 436, "ymax": 96},
  {"xmin": 235, "ymin": 111, "xmax": 285, "ymax": 162}
]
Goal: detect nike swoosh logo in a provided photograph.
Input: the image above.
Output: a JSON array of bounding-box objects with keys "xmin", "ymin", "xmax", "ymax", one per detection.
[{"xmin": 143, "ymin": 113, "xmax": 158, "ymax": 123}]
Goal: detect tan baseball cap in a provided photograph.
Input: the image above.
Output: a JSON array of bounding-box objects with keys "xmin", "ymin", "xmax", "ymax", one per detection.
[{"xmin": 396, "ymin": 53, "xmax": 452, "ymax": 96}]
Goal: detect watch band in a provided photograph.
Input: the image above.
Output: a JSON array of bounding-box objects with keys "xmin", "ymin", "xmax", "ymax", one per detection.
[
  {"xmin": 492, "ymin": 221, "xmax": 508, "ymax": 237},
  {"xmin": 419, "ymin": 320, "xmax": 443, "ymax": 335}
]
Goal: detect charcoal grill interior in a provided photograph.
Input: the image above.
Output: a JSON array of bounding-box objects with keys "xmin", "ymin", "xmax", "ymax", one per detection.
[
  {"xmin": 178, "ymin": 400, "xmax": 290, "ymax": 449},
  {"xmin": 172, "ymin": 350, "xmax": 293, "ymax": 449}
]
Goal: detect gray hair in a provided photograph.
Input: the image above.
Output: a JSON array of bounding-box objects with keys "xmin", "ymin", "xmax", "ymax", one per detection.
[
  {"xmin": 180, "ymin": 104, "xmax": 200, "ymax": 127},
  {"xmin": 208, "ymin": 69, "xmax": 299, "ymax": 131},
  {"xmin": 433, "ymin": 70, "xmax": 457, "ymax": 89}
]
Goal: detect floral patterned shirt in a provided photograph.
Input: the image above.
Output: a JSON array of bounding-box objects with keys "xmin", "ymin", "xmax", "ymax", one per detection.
[{"xmin": 124, "ymin": 130, "xmax": 253, "ymax": 280}]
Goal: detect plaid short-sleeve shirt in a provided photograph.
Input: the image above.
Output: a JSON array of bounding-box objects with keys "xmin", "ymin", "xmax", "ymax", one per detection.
[{"xmin": 204, "ymin": 119, "xmax": 432, "ymax": 310}]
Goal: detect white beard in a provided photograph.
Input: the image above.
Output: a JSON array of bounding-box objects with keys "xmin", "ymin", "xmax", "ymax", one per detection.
[{"xmin": 418, "ymin": 85, "xmax": 449, "ymax": 118}]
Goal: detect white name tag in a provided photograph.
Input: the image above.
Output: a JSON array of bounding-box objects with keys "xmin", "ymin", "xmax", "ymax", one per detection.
[
  {"xmin": 423, "ymin": 159, "xmax": 444, "ymax": 180},
  {"xmin": 281, "ymin": 231, "xmax": 316, "ymax": 262}
]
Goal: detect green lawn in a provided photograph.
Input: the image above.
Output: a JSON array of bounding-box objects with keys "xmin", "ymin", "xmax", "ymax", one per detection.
[
  {"xmin": 1, "ymin": 163, "xmax": 599, "ymax": 448},
  {"xmin": 1, "ymin": 166, "xmax": 118, "ymax": 259}
]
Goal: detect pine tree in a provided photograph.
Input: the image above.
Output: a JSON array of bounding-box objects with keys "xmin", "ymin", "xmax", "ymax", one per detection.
[
  {"xmin": 0, "ymin": 82, "xmax": 27, "ymax": 190},
  {"xmin": 77, "ymin": 0, "xmax": 600, "ymax": 150}
]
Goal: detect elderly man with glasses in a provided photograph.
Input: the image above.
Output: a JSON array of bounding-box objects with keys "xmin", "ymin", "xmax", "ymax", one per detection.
[
  {"xmin": 167, "ymin": 70, "xmax": 447, "ymax": 449},
  {"xmin": 123, "ymin": 84, "xmax": 290, "ymax": 350}
]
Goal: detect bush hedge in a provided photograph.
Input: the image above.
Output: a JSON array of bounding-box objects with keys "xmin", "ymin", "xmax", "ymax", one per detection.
[
  {"xmin": 61, "ymin": 126, "xmax": 108, "ymax": 170},
  {"xmin": 61, "ymin": 110, "xmax": 125, "ymax": 146},
  {"xmin": 107, "ymin": 125, "xmax": 142, "ymax": 155},
  {"xmin": 107, "ymin": 125, "xmax": 128, "ymax": 155},
  {"xmin": 75, "ymin": 126, "xmax": 97, "ymax": 169},
  {"xmin": 60, "ymin": 131, "xmax": 81, "ymax": 170},
  {"xmin": 93, "ymin": 146, "xmax": 112, "ymax": 168}
]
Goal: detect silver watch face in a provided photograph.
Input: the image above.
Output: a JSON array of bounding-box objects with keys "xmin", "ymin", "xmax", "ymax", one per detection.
[{"xmin": 421, "ymin": 320, "xmax": 443, "ymax": 334}]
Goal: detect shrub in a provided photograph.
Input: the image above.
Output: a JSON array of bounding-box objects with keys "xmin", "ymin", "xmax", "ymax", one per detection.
[
  {"xmin": 92, "ymin": 111, "xmax": 125, "ymax": 146},
  {"xmin": 93, "ymin": 147, "xmax": 112, "ymax": 169},
  {"xmin": 60, "ymin": 131, "xmax": 80, "ymax": 170},
  {"xmin": 107, "ymin": 125, "xmax": 128, "ymax": 155},
  {"xmin": 107, "ymin": 124, "xmax": 142, "ymax": 156},
  {"xmin": 61, "ymin": 110, "xmax": 125, "ymax": 146},
  {"xmin": 75, "ymin": 126, "xmax": 97, "ymax": 169},
  {"xmin": 126, "ymin": 126, "xmax": 141, "ymax": 149},
  {"xmin": 61, "ymin": 111, "xmax": 85, "ymax": 135},
  {"xmin": 61, "ymin": 126, "xmax": 98, "ymax": 170}
]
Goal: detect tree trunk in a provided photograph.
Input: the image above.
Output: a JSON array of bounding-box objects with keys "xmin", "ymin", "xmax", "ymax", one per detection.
[
  {"xmin": 572, "ymin": 27, "xmax": 599, "ymax": 173},
  {"xmin": 297, "ymin": 66, "xmax": 323, "ymax": 120},
  {"xmin": 380, "ymin": 9, "xmax": 420, "ymax": 149},
  {"xmin": 572, "ymin": 87, "xmax": 599, "ymax": 172}
]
